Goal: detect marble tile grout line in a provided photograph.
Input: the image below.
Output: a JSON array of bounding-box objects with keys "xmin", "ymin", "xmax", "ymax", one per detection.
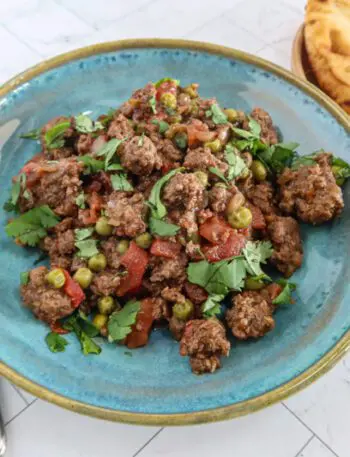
[
  {"xmin": 11, "ymin": 385, "xmax": 37, "ymax": 406},
  {"xmin": 293, "ymin": 435, "xmax": 315, "ymax": 457},
  {"xmin": 4, "ymin": 401, "xmax": 34, "ymax": 428},
  {"xmin": 282, "ymin": 403, "xmax": 340, "ymax": 457},
  {"xmin": 0, "ymin": 23, "xmax": 44, "ymax": 59},
  {"xmin": 132, "ymin": 427, "xmax": 164, "ymax": 457}
]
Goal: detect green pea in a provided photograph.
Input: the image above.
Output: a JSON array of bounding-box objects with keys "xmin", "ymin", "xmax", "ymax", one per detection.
[
  {"xmin": 98, "ymin": 296, "xmax": 116, "ymax": 315},
  {"xmin": 224, "ymin": 108, "xmax": 238, "ymax": 122},
  {"xmin": 173, "ymin": 300, "xmax": 194, "ymax": 321},
  {"xmin": 46, "ymin": 269, "xmax": 66, "ymax": 289},
  {"xmin": 117, "ymin": 239, "xmax": 129, "ymax": 255},
  {"xmin": 160, "ymin": 92, "xmax": 177, "ymax": 110},
  {"xmin": 204, "ymin": 139, "xmax": 222, "ymax": 153},
  {"xmin": 174, "ymin": 132, "xmax": 188, "ymax": 150},
  {"xmin": 88, "ymin": 253, "xmax": 107, "ymax": 272},
  {"xmin": 227, "ymin": 206, "xmax": 252, "ymax": 229},
  {"xmin": 93, "ymin": 313, "xmax": 108, "ymax": 330},
  {"xmin": 73, "ymin": 267, "xmax": 93, "ymax": 289},
  {"xmin": 245, "ymin": 277, "xmax": 265, "ymax": 290},
  {"xmin": 95, "ymin": 217, "xmax": 113, "ymax": 236},
  {"xmin": 194, "ymin": 171, "xmax": 208, "ymax": 187},
  {"xmin": 135, "ymin": 232, "xmax": 152, "ymax": 249},
  {"xmin": 251, "ymin": 160, "xmax": 267, "ymax": 182}
]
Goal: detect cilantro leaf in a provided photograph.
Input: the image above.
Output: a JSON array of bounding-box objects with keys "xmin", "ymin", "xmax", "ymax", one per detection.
[
  {"xmin": 148, "ymin": 168, "xmax": 184, "ymax": 219},
  {"xmin": 75, "ymin": 192, "xmax": 86, "ymax": 209},
  {"xmin": 20, "ymin": 128, "xmax": 41, "ymax": 140},
  {"xmin": 75, "ymin": 114, "xmax": 103, "ymax": 133},
  {"xmin": 99, "ymin": 109, "xmax": 115, "ymax": 127},
  {"xmin": 187, "ymin": 257, "xmax": 246, "ymax": 296},
  {"xmin": 5, "ymin": 205, "xmax": 60, "ymax": 246},
  {"xmin": 111, "ymin": 173, "xmax": 134, "ymax": 191},
  {"xmin": 75, "ymin": 227, "xmax": 94, "ymax": 241},
  {"xmin": 45, "ymin": 121, "xmax": 71, "ymax": 150},
  {"xmin": 209, "ymin": 167, "xmax": 228, "ymax": 185},
  {"xmin": 151, "ymin": 119, "xmax": 169, "ymax": 134},
  {"xmin": 206, "ymin": 104, "xmax": 228, "ymax": 125},
  {"xmin": 154, "ymin": 77, "xmax": 180, "ymax": 88},
  {"xmin": 75, "ymin": 240, "xmax": 99, "ymax": 258},
  {"xmin": 138, "ymin": 133, "xmax": 145, "ymax": 146},
  {"xmin": 96, "ymin": 138, "xmax": 126, "ymax": 170},
  {"xmin": 248, "ymin": 117, "xmax": 261, "ymax": 137},
  {"xmin": 63, "ymin": 314, "xmax": 101, "ymax": 355},
  {"xmin": 273, "ymin": 280, "xmax": 296, "ymax": 306},
  {"xmin": 78, "ymin": 311, "xmax": 99, "ymax": 337},
  {"xmin": 149, "ymin": 95, "xmax": 157, "ymax": 114},
  {"xmin": 225, "ymin": 144, "xmax": 248, "ymax": 180},
  {"xmin": 243, "ymin": 241, "xmax": 273, "ymax": 277},
  {"xmin": 149, "ymin": 217, "xmax": 180, "ymax": 237},
  {"xmin": 202, "ymin": 294, "xmax": 224, "ymax": 318},
  {"xmin": 46, "ymin": 332, "xmax": 69, "ymax": 353},
  {"xmin": 77, "ymin": 155, "xmax": 104, "ymax": 174},
  {"xmin": 20, "ymin": 271, "xmax": 29, "ymax": 285},
  {"xmin": 267, "ymin": 142, "xmax": 299, "ymax": 173},
  {"xmin": 108, "ymin": 300, "xmax": 141, "ymax": 342},
  {"xmin": 331, "ymin": 156, "xmax": 350, "ymax": 184},
  {"xmin": 7, "ymin": 173, "xmax": 26, "ymax": 212}
]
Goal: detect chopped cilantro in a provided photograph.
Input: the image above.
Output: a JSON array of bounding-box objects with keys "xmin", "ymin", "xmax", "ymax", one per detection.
[
  {"xmin": 149, "ymin": 94, "xmax": 157, "ymax": 114},
  {"xmin": 75, "ymin": 113, "xmax": 103, "ymax": 133},
  {"xmin": 45, "ymin": 121, "xmax": 70, "ymax": 150},
  {"xmin": 273, "ymin": 280, "xmax": 297, "ymax": 306},
  {"xmin": 20, "ymin": 128, "xmax": 41, "ymax": 140},
  {"xmin": 45, "ymin": 332, "xmax": 69, "ymax": 353},
  {"xmin": 151, "ymin": 119, "xmax": 169, "ymax": 134},
  {"xmin": 108, "ymin": 300, "xmax": 141, "ymax": 342},
  {"xmin": 225, "ymin": 144, "xmax": 248, "ymax": 180},
  {"xmin": 110, "ymin": 173, "xmax": 134, "ymax": 191},
  {"xmin": 75, "ymin": 239, "xmax": 99, "ymax": 258},
  {"xmin": 243, "ymin": 241, "xmax": 273, "ymax": 277},
  {"xmin": 75, "ymin": 227, "xmax": 94, "ymax": 241},
  {"xmin": 206, "ymin": 103, "xmax": 228, "ymax": 125},
  {"xmin": 209, "ymin": 167, "xmax": 229, "ymax": 185},
  {"xmin": 77, "ymin": 155, "xmax": 105, "ymax": 174},
  {"xmin": 20, "ymin": 271, "xmax": 30, "ymax": 285},
  {"xmin": 75, "ymin": 192, "xmax": 86, "ymax": 209},
  {"xmin": 96, "ymin": 137, "xmax": 126, "ymax": 170},
  {"xmin": 202, "ymin": 294, "xmax": 224, "ymax": 318},
  {"xmin": 149, "ymin": 217, "xmax": 180, "ymax": 237},
  {"xmin": 63, "ymin": 314, "xmax": 101, "ymax": 355},
  {"xmin": 148, "ymin": 168, "xmax": 184, "ymax": 220},
  {"xmin": 5, "ymin": 205, "xmax": 60, "ymax": 246}
]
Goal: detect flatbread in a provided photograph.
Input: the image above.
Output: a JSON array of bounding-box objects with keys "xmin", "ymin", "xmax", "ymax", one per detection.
[{"xmin": 304, "ymin": 0, "xmax": 350, "ymax": 114}]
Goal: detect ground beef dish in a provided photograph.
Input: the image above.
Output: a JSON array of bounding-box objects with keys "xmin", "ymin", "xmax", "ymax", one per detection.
[{"xmin": 5, "ymin": 78, "xmax": 348, "ymax": 375}]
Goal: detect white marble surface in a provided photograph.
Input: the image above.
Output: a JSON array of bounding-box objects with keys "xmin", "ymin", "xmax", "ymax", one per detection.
[{"xmin": 0, "ymin": 0, "xmax": 349, "ymax": 456}]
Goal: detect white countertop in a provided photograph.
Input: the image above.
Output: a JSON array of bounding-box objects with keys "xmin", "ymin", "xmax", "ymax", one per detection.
[{"xmin": 1, "ymin": 0, "xmax": 349, "ymax": 456}]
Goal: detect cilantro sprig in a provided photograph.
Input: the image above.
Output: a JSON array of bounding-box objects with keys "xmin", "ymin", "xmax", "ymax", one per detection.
[
  {"xmin": 151, "ymin": 119, "xmax": 169, "ymax": 134},
  {"xmin": 74, "ymin": 228, "xmax": 99, "ymax": 258},
  {"xmin": 273, "ymin": 280, "xmax": 297, "ymax": 306},
  {"xmin": 20, "ymin": 128, "xmax": 41, "ymax": 140},
  {"xmin": 225, "ymin": 144, "xmax": 248, "ymax": 180},
  {"xmin": 206, "ymin": 104, "xmax": 228, "ymax": 125},
  {"xmin": 45, "ymin": 121, "xmax": 71, "ymax": 150},
  {"xmin": 5, "ymin": 205, "xmax": 60, "ymax": 246},
  {"xmin": 63, "ymin": 313, "xmax": 101, "ymax": 355},
  {"xmin": 202, "ymin": 294, "xmax": 224, "ymax": 318},
  {"xmin": 108, "ymin": 300, "xmax": 141, "ymax": 342},
  {"xmin": 46, "ymin": 332, "xmax": 69, "ymax": 353},
  {"xmin": 75, "ymin": 113, "xmax": 103, "ymax": 134}
]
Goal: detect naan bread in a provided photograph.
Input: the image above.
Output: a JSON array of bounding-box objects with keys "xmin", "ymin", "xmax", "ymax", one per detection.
[{"xmin": 304, "ymin": 0, "xmax": 350, "ymax": 114}]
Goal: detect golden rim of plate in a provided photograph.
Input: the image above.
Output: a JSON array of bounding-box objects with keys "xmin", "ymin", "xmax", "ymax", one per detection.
[{"xmin": 0, "ymin": 39, "xmax": 349, "ymax": 426}]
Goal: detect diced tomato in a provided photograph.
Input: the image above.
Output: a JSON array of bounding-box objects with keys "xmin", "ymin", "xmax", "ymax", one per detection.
[
  {"xmin": 62, "ymin": 270, "xmax": 85, "ymax": 308},
  {"xmin": 246, "ymin": 202, "xmax": 266, "ymax": 230},
  {"xmin": 150, "ymin": 239, "xmax": 182, "ymax": 259},
  {"xmin": 187, "ymin": 120, "xmax": 216, "ymax": 148},
  {"xmin": 117, "ymin": 242, "xmax": 149, "ymax": 296},
  {"xmin": 199, "ymin": 216, "xmax": 233, "ymax": 245},
  {"xmin": 50, "ymin": 321, "xmax": 70, "ymax": 335},
  {"xmin": 266, "ymin": 283, "xmax": 283, "ymax": 301},
  {"xmin": 203, "ymin": 232, "xmax": 247, "ymax": 262},
  {"xmin": 126, "ymin": 298, "xmax": 155, "ymax": 349},
  {"xmin": 155, "ymin": 81, "xmax": 177, "ymax": 101},
  {"xmin": 19, "ymin": 155, "xmax": 46, "ymax": 188},
  {"xmin": 80, "ymin": 191, "xmax": 103, "ymax": 225}
]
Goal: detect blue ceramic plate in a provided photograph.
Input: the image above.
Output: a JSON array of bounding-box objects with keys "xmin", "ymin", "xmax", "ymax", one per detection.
[{"xmin": 0, "ymin": 40, "xmax": 349, "ymax": 425}]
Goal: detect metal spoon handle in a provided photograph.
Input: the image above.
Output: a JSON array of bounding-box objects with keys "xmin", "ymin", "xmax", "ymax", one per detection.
[{"xmin": 0, "ymin": 409, "xmax": 6, "ymax": 456}]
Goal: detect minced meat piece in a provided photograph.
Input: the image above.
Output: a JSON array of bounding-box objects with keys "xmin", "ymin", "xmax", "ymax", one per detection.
[
  {"xmin": 149, "ymin": 253, "xmax": 188, "ymax": 284},
  {"xmin": 180, "ymin": 319, "xmax": 230, "ymax": 374},
  {"xmin": 226, "ymin": 290, "xmax": 275, "ymax": 340},
  {"xmin": 161, "ymin": 287, "xmax": 186, "ymax": 304},
  {"xmin": 184, "ymin": 282, "xmax": 208, "ymax": 306},
  {"xmin": 245, "ymin": 181, "xmax": 277, "ymax": 215},
  {"xmin": 266, "ymin": 215, "xmax": 303, "ymax": 277},
  {"xmin": 19, "ymin": 158, "xmax": 84, "ymax": 217},
  {"xmin": 190, "ymin": 354, "xmax": 221, "ymax": 374},
  {"xmin": 157, "ymin": 138, "xmax": 183, "ymax": 162},
  {"xmin": 152, "ymin": 297, "xmax": 170, "ymax": 320},
  {"xmin": 208, "ymin": 186, "xmax": 232, "ymax": 213},
  {"xmin": 100, "ymin": 238, "xmax": 122, "ymax": 269},
  {"xmin": 90, "ymin": 270, "xmax": 121, "ymax": 296},
  {"xmin": 70, "ymin": 256, "xmax": 87, "ymax": 272},
  {"xmin": 169, "ymin": 316, "xmax": 186, "ymax": 341},
  {"xmin": 250, "ymin": 107, "xmax": 278, "ymax": 145},
  {"xmin": 278, "ymin": 153, "xmax": 344, "ymax": 224},
  {"xmin": 185, "ymin": 241, "xmax": 203, "ymax": 261},
  {"xmin": 184, "ymin": 147, "xmax": 228, "ymax": 175},
  {"xmin": 163, "ymin": 173, "xmax": 206, "ymax": 212},
  {"xmin": 43, "ymin": 228, "xmax": 75, "ymax": 269},
  {"xmin": 76, "ymin": 134, "xmax": 93, "ymax": 155},
  {"xmin": 107, "ymin": 113, "xmax": 134, "ymax": 140},
  {"xmin": 21, "ymin": 266, "xmax": 74, "ymax": 323},
  {"xmin": 135, "ymin": 173, "xmax": 161, "ymax": 199},
  {"xmin": 120, "ymin": 136, "xmax": 162, "ymax": 176},
  {"xmin": 106, "ymin": 191, "xmax": 146, "ymax": 237}
]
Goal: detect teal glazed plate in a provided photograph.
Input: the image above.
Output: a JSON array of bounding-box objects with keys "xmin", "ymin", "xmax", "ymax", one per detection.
[{"xmin": 0, "ymin": 40, "xmax": 349, "ymax": 426}]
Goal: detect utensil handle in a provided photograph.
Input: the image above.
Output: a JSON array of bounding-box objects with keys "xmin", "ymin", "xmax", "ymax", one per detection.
[{"xmin": 0, "ymin": 409, "xmax": 6, "ymax": 456}]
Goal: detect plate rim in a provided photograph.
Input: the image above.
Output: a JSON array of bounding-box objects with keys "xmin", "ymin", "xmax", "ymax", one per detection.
[{"xmin": 0, "ymin": 38, "xmax": 349, "ymax": 426}]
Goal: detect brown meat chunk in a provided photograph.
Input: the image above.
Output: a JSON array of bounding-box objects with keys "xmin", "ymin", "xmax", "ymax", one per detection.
[
  {"xmin": 121, "ymin": 136, "xmax": 162, "ymax": 176},
  {"xmin": 44, "ymin": 228, "xmax": 75, "ymax": 269},
  {"xmin": 278, "ymin": 153, "xmax": 344, "ymax": 224},
  {"xmin": 76, "ymin": 134, "xmax": 93, "ymax": 155},
  {"xmin": 250, "ymin": 107, "xmax": 278, "ymax": 145},
  {"xmin": 169, "ymin": 316, "xmax": 186, "ymax": 341},
  {"xmin": 184, "ymin": 147, "xmax": 228, "ymax": 174},
  {"xmin": 90, "ymin": 270, "xmax": 121, "ymax": 296},
  {"xmin": 149, "ymin": 253, "xmax": 188, "ymax": 284},
  {"xmin": 106, "ymin": 191, "xmax": 146, "ymax": 237},
  {"xmin": 180, "ymin": 319, "xmax": 230, "ymax": 374},
  {"xmin": 184, "ymin": 282, "xmax": 208, "ymax": 306},
  {"xmin": 226, "ymin": 291, "xmax": 275, "ymax": 340},
  {"xmin": 266, "ymin": 215, "xmax": 303, "ymax": 277},
  {"xmin": 19, "ymin": 158, "xmax": 83, "ymax": 217},
  {"xmin": 107, "ymin": 113, "xmax": 134, "ymax": 140},
  {"xmin": 161, "ymin": 287, "xmax": 186, "ymax": 304},
  {"xmin": 100, "ymin": 238, "xmax": 122, "ymax": 269},
  {"xmin": 21, "ymin": 267, "xmax": 74, "ymax": 324},
  {"xmin": 152, "ymin": 297, "xmax": 170, "ymax": 320},
  {"xmin": 135, "ymin": 173, "xmax": 161, "ymax": 199},
  {"xmin": 245, "ymin": 181, "xmax": 277, "ymax": 215},
  {"xmin": 208, "ymin": 186, "xmax": 231, "ymax": 213},
  {"xmin": 157, "ymin": 138, "xmax": 183, "ymax": 162}
]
